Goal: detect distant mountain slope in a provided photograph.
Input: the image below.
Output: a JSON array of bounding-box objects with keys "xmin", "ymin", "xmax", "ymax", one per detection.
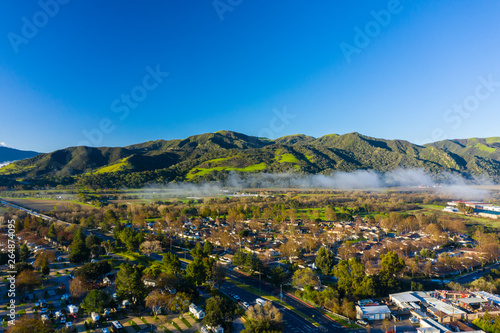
[
  {"xmin": 1, "ymin": 131, "xmax": 500, "ymax": 187},
  {"xmin": 0, "ymin": 146, "xmax": 39, "ymax": 164}
]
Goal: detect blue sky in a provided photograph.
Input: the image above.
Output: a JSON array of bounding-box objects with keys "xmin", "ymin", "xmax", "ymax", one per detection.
[{"xmin": 1, "ymin": 0, "xmax": 500, "ymax": 152}]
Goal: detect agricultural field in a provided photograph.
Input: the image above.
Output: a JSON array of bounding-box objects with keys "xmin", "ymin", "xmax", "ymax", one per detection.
[{"xmin": 3, "ymin": 198, "xmax": 93, "ymax": 213}]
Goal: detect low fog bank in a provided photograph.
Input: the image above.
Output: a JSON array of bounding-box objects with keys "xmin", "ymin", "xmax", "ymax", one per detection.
[{"xmin": 139, "ymin": 169, "xmax": 494, "ymax": 200}]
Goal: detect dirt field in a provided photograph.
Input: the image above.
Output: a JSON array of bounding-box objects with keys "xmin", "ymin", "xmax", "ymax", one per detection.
[{"xmin": 3, "ymin": 198, "xmax": 93, "ymax": 213}]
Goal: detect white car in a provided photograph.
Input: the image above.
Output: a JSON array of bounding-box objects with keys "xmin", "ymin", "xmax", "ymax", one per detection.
[{"xmin": 242, "ymin": 302, "xmax": 249, "ymax": 309}]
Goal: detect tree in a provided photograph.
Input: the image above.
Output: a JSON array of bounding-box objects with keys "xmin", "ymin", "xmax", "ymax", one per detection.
[
  {"xmin": 243, "ymin": 302, "xmax": 283, "ymax": 333},
  {"xmin": 419, "ymin": 248, "xmax": 435, "ymax": 259},
  {"xmin": 145, "ymin": 290, "xmax": 172, "ymax": 317},
  {"xmin": 69, "ymin": 276, "xmax": 91, "ymax": 299},
  {"xmin": 81, "ymin": 289, "xmax": 113, "ymax": 314},
  {"xmin": 116, "ymin": 263, "xmax": 147, "ymax": 304},
  {"xmin": 7, "ymin": 316, "xmax": 54, "ymax": 333},
  {"xmin": 74, "ymin": 261, "xmax": 112, "ymax": 284},
  {"xmin": 170, "ymin": 292, "xmax": 191, "ymax": 314},
  {"xmin": 16, "ymin": 270, "xmax": 42, "ymax": 292},
  {"xmin": 20, "ymin": 243, "xmax": 30, "ymax": 262},
  {"xmin": 140, "ymin": 240, "xmax": 162, "ymax": 257},
  {"xmin": 41, "ymin": 256, "xmax": 50, "ymax": 276},
  {"xmin": 334, "ymin": 258, "xmax": 375, "ymax": 299},
  {"xmin": 376, "ymin": 251, "xmax": 405, "ymax": 296},
  {"xmin": 162, "ymin": 252, "xmax": 181, "ymax": 274},
  {"xmin": 69, "ymin": 228, "xmax": 90, "ymax": 264},
  {"xmin": 118, "ymin": 228, "xmax": 143, "ymax": 252},
  {"xmin": 186, "ymin": 258, "xmax": 208, "ymax": 286},
  {"xmin": 315, "ymin": 247, "xmax": 335, "ymax": 275},
  {"xmin": 208, "ymin": 262, "xmax": 226, "ymax": 290},
  {"xmin": 232, "ymin": 251, "xmax": 247, "ymax": 267},
  {"xmin": 204, "ymin": 296, "xmax": 237, "ymax": 328},
  {"xmin": 204, "ymin": 241, "xmax": 214, "ymax": 256},
  {"xmin": 246, "ymin": 253, "xmax": 262, "ymax": 275},
  {"xmin": 270, "ymin": 266, "xmax": 287, "ymax": 288},
  {"xmin": 190, "ymin": 243, "xmax": 206, "ymax": 260},
  {"xmin": 292, "ymin": 268, "xmax": 319, "ymax": 290},
  {"xmin": 48, "ymin": 224, "xmax": 56, "ymax": 239}
]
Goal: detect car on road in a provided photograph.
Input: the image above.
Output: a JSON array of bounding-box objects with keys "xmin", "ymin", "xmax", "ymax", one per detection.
[
  {"xmin": 233, "ymin": 294, "xmax": 240, "ymax": 301},
  {"xmin": 242, "ymin": 302, "xmax": 249, "ymax": 309},
  {"xmin": 256, "ymin": 298, "xmax": 267, "ymax": 306}
]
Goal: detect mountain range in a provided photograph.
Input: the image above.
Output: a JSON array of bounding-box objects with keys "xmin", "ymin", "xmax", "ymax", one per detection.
[
  {"xmin": 0, "ymin": 146, "xmax": 39, "ymax": 165},
  {"xmin": 1, "ymin": 131, "xmax": 500, "ymax": 187}
]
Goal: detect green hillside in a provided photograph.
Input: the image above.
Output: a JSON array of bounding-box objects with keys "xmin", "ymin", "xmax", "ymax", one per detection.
[{"xmin": 2, "ymin": 131, "xmax": 500, "ymax": 187}]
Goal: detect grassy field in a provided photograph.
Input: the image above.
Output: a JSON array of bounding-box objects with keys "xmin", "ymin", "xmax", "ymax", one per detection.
[
  {"xmin": 186, "ymin": 163, "xmax": 267, "ymax": 180},
  {"xmin": 419, "ymin": 204, "xmax": 500, "ymax": 228},
  {"xmin": 0, "ymin": 198, "xmax": 94, "ymax": 212}
]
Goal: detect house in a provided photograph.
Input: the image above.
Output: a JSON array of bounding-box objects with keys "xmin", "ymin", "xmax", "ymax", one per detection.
[
  {"xmin": 355, "ymin": 305, "xmax": 391, "ymax": 321},
  {"xmin": 144, "ymin": 279, "xmax": 157, "ymax": 287},
  {"xmin": 201, "ymin": 325, "xmax": 224, "ymax": 333},
  {"xmin": 189, "ymin": 303, "xmax": 205, "ymax": 320},
  {"xmin": 103, "ymin": 273, "xmax": 115, "ymax": 286},
  {"xmin": 67, "ymin": 305, "xmax": 78, "ymax": 314}
]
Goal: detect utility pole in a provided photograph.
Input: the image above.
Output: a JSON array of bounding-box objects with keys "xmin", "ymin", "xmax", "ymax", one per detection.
[
  {"xmin": 259, "ymin": 267, "xmax": 261, "ymax": 292},
  {"xmin": 280, "ymin": 284, "xmax": 283, "ymax": 302}
]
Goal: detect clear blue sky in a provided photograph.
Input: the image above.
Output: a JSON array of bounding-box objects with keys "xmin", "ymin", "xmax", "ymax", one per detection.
[{"xmin": 1, "ymin": 0, "xmax": 500, "ymax": 152}]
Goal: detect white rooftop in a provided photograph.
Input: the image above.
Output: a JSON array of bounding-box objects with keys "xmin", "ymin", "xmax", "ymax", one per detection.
[
  {"xmin": 358, "ymin": 305, "xmax": 391, "ymax": 315},
  {"xmin": 474, "ymin": 291, "xmax": 500, "ymax": 305},
  {"xmin": 414, "ymin": 292, "xmax": 465, "ymax": 315},
  {"xmin": 390, "ymin": 291, "xmax": 420, "ymax": 304}
]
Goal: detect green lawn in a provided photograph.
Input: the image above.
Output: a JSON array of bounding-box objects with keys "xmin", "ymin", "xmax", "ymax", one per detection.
[
  {"xmin": 172, "ymin": 321, "xmax": 182, "ymax": 331},
  {"xmin": 128, "ymin": 320, "xmax": 141, "ymax": 332},
  {"xmin": 325, "ymin": 313, "xmax": 362, "ymax": 329},
  {"xmin": 114, "ymin": 251, "xmax": 155, "ymax": 266},
  {"xmin": 181, "ymin": 317, "xmax": 191, "ymax": 328}
]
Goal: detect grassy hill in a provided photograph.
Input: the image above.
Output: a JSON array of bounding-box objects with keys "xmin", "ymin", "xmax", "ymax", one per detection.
[{"xmin": 2, "ymin": 131, "xmax": 500, "ymax": 187}]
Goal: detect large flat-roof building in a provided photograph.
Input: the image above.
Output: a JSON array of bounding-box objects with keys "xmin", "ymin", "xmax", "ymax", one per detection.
[{"xmin": 355, "ymin": 305, "xmax": 391, "ymax": 321}]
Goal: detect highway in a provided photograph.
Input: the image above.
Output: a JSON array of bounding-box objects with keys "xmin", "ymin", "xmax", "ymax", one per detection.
[{"xmin": 226, "ymin": 269, "xmax": 344, "ymax": 333}]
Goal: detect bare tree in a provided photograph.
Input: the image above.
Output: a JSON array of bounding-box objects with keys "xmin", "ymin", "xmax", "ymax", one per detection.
[
  {"xmin": 140, "ymin": 240, "xmax": 162, "ymax": 257},
  {"xmin": 145, "ymin": 290, "xmax": 172, "ymax": 317}
]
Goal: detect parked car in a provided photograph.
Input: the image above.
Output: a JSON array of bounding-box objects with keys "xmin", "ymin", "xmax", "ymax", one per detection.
[
  {"xmin": 242, "ymin": 302, "xmax": 249, "ymax": 309},
  {"xmin": 233, "ymin": 294, "xmax": 240, "ymax": 301},
  {"xmin": 66, "ymin": 322, "xmax": 73, "ymax": 328}
]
